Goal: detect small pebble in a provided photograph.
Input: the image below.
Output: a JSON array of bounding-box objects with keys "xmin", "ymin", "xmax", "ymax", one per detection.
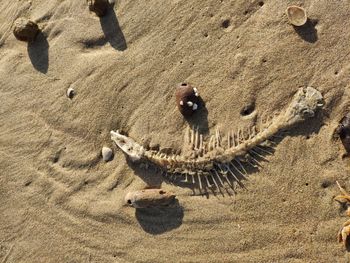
[
  {"xmin": 66, "ymin": 88, "xmax": 75, "ymax": 99},
  {"xmin": 102, "ymin": 146, "xmax": 113, "ymax": 161},
  {"xmin": 286, "ymin": 6, "xmax": 307, "ymax": 26},
  {"xmin": 13, "ymin": 17, "xmax": 39, "ymax": 42},
  {"xmin": 175, "ymin": 83, "xmax": 201, "ymax": 117}
]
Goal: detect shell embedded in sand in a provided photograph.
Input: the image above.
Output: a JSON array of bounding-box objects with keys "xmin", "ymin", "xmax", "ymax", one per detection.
[
  {"xmin": 102, "ymin": 146, "xmax": 113, "ymax": 161},
  {"xmin": 13, "ymin": 18, "xmax": 39, "ymax": 42},
  {"xmin": 175, "ymin": 83, "xmax": 200, "ymax": 117},
  {"xmin": 286, "ymin": 6, "xmax": 307, "ymax": 26},
  {"xmin": 125, "ymin": 189, "xmax": 176, "ymax": 208},
  {"xmin": 66, "ymin": 87, "xmax": 75, "ymax": 99}
]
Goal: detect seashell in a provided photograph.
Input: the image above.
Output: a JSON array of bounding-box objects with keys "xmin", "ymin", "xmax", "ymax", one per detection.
[
  {"xmin": 175, "ymin": 83, "xmax": 200, "ymax": 117},
  {"xmin": 88, "ymin": 0, "xmax": 110, "ymax": 17},
  {"xmin": 286, "ymin": 6, "xmax": 307, "ymax": 26},
  {"xmin": 336, "ymin": 113, "xmax": 350, "ymax": 154},
  {"xmin": 102, "ymin": 146, "xmax": 113, "ymax": 161},
  {"xmin": 334, "ymin": 181, "xmax": 350, "ymax": 250},
  {"xmin": 13, "ymin": 18, "xmax": 39, "ymax": 42},
  {"xmin": 66, "ymin": 87, "xmax": 75, "ymax": 99},
  {"xmin": 125, "ymin": 189, "xmax": 176, "ymax": 208}
]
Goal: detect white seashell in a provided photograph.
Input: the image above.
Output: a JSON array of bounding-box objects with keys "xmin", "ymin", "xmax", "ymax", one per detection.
[
  {"xmin": 102, "ymin": 146, "xmax": 113, "ymax": 161},
  {"xmin": 286, "ymin": 6, "xmax": 307, "ymax": 26},
  {"xmin": 187, "ymin": 101, "xmax": 193, "ymax": 107},
  {"xmin": 66, "ymin": 87, "xmax": 75, "ymax": 99}
]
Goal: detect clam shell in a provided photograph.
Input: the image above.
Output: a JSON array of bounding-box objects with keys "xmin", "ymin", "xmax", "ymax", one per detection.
[{"xmin": 286, "ymin": 6, "xmax": 307, "ymax": 26}]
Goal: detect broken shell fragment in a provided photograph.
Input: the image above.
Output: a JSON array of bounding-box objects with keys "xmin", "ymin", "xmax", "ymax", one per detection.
[
  {"xmin": 175, "ymin": 83, "xmax": 200, "ymax": 117},
  {"xmin": 13, "ymin": 18, "xmax": 39, "ymax": 42},
  {"xmin": 125, "ymin": 189, "xmax": 176, "ymax": 208},
  {"xmin": 334, "ymin": 181, "xmax": 350, "ymax": 250},
  {"xmin": 336, "ymin": 113, "xmax": 350, "ymax": 154},
  {"xmin": 88, "ymin": 0, "xmax": 111, "ymax": 17},
  {"xmin": 286, "ymin": 6, "xmax": 307, "ymax": 26},
  {"xmin": 339, "ymin": 224, "xmax": 350, "ymax": 250},
  {"xmin": 102, "ymin": 146, "xmax": 113, "ymax": 161}
]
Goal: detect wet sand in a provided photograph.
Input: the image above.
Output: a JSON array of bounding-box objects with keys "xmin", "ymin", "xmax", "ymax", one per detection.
[{"xmin": 1, "ymin": 0, "xmax": 350, "ymax": 262}]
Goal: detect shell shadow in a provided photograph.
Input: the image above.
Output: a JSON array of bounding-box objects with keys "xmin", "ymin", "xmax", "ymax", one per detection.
[
  {"xmin": 293, "ymin": 19, "xmax": 318, "ymax": 43},
  {"xmin": 288, "ymin": 109, "xmax": 324, "ymax": 137},
  {"xmin": 135, "ymin": 199, "xmax": 184, "ymax": 234},
  {"xmin": 27, "ymin": 31, "xmax": 49, "ymax": 73},
  {"xmin": 99, "ymin": 7, "xmax": 127, "ymax": 51},
  {"xmin": 184, "ymin": 96, "xmax": 209, "ymax": 135},
  {"xmin": 126, "ymin": 158, "xmax": 164, "ymax": 188}
]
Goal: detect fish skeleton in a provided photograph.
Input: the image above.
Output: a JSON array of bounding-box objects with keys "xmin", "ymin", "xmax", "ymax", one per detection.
[{"xmin": 111, "ymin": 87, "xmax": 324, "ymax": 194}]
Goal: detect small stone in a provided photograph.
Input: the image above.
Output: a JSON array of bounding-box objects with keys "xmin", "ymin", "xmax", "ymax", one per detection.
[
  {"xmin": 13, "ymin": 18, "xmax": 39, "ymax": 42},
  {"xmin": 102, "ymin": 146, "xmax": 113, "ymax": 161},
  {"xmin": 88, "ymin": 0, "xmax": 110, "ymax": 17},
  {"xmin": 286, "ymin": 6, "xmax": 307, "ymax": 27},
  {"xmin": 175, "ymin": 83, "xmax": 201, "ymax": 117},
  {"xmin": 66, "ymin": 88, "xmax": 75, "ymax": 99}
]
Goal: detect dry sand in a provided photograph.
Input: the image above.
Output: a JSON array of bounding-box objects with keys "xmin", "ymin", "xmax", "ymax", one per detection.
[{"xmin": 1, "ymin": 0, "xmax": 350, "ymax": 262}]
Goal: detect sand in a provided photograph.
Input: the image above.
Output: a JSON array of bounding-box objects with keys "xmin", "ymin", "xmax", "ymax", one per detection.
[{"xmin": 1, "ymin": 0, "xmax": 350, "ymax": 262}]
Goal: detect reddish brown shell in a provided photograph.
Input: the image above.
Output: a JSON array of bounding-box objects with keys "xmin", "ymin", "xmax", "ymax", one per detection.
[
  {"xmin": 336, "ymin": 113, "xmax": 350, "ymax": 154},
  {"xmin": 175, "ymin": 83, "xmax": 200, "ymax": 117}
]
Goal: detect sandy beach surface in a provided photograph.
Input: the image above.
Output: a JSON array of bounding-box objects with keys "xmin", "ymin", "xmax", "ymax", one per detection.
[{"xmin": 1, "ymin": 0, "xmax": 350, "ymax": 262}]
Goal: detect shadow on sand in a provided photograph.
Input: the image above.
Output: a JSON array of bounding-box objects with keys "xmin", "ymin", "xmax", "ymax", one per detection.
[
  {"xmin": 27, "ymin": 31, "xmax": 49, "ymax": 73},
  {"xmin": 293, "ymin": 19, "xmax": 318, "ymax": 43},
  {"xmin": 99, "ymin": 7, "xmax": 127, "ymax": 51},
  {"xmin": 183, "ymin": 96, "xmax": 209, "ymax": 135},
  {"xmin": 135, "ymin": 199, "xmax": 184, "ymax": 234}
]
